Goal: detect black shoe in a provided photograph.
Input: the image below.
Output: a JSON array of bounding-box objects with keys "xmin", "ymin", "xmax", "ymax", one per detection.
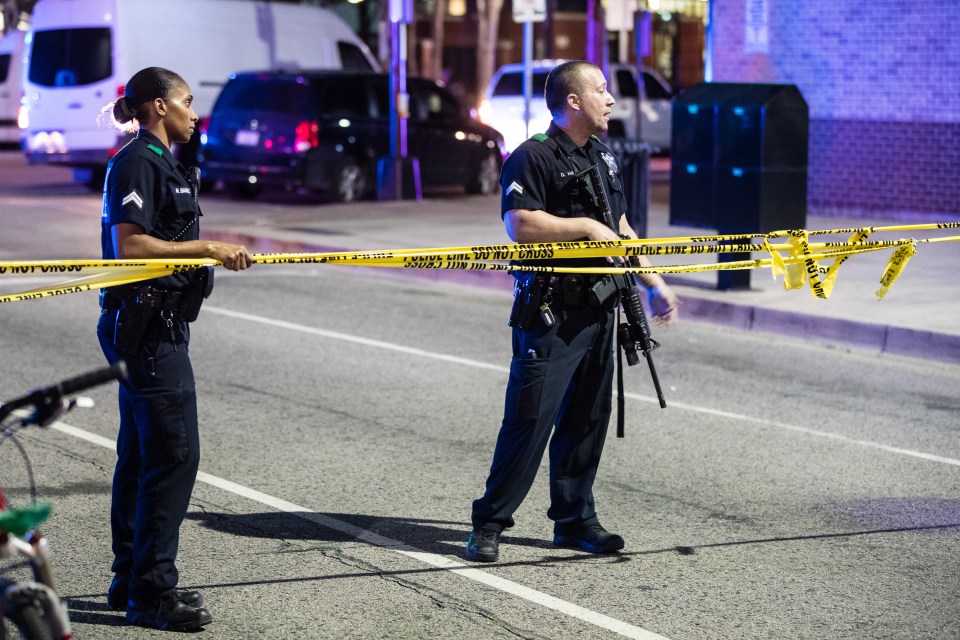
[
  {"xmin": 126, "ymin": 591, "xmax": 212, "ymax": 631},
  {"xmin": 465, "ymin": 528, "xmax": 501, "ymax": 562},
  {"xmin": 108, "ymin": 574, "xmax": 203, "ymax": 612},
  {"xmin": 553, "ymin": 523, "xmax": 625, "ymax": 553}
]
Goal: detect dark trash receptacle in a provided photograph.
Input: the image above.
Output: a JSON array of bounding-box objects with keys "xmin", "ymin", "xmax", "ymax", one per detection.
[
  {"xmin": 669, "ymin": 83, "xmax": 808, "ymax": 289},
  {"xmin": 607, "ymin": 138, "xmax": 652, "ymax": 239}
]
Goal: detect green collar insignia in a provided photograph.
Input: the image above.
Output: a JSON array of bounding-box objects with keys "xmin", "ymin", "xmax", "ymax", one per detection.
[{"xmin": 146, "ymin": 144, "xmax": 163, "ymax": 157}]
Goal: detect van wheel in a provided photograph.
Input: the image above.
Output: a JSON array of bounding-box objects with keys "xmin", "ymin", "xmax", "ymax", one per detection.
[
  {"xmin": 466, "ymin": 150, "xmax": 500, "ymax": 195},
  {"xmin": 333, "ymin": 158, "xmax": 367, "ymax": 203}
]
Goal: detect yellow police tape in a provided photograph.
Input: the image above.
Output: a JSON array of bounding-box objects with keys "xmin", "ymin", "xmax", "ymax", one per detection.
[{"xmin": 1, "ymin": 222, "xmax": 957, "ymax": 305}]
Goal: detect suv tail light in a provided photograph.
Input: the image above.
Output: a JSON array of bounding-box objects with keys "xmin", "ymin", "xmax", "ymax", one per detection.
[
  {"xmin": 294, "ymin": 121, "xmax": 319, "ymax": 153},
  {"xmin": 198, "ymin": 116, "xmax": 210, "ymax": 145}
]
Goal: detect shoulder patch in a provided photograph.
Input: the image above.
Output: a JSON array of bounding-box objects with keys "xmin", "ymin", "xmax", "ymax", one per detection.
[
  {"xmin": 531, "ymin": 133, "xmax": 549, "ymax": 143},
  {"xmin": 122, "ymin": 190, "xmax": 144, "ymax": 210},
  {"xmin": 146, "ymin": 144, "xmax": 163, "ymax": 157}
]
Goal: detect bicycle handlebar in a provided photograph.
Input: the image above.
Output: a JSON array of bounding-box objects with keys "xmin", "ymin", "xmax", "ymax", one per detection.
[{"xmin": 0, "ymin": 361, "xmax": 128, "ymax": 427}]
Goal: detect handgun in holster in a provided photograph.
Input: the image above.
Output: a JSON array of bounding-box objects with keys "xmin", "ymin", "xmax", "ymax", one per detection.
[{"xmin": 509, "ymin": 273, "xmax": 547, "ymax": 330}]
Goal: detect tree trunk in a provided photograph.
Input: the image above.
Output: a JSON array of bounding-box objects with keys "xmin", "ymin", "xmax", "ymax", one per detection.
[
  {"xmin": 431, "ymin": 0, "xmax": 446, "ymax": 81},
  {"xmin": 475, "ymin": 0, "xmax": 505, "ymax": 102}
]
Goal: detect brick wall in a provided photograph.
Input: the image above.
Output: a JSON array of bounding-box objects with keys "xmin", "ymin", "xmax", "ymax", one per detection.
[{"xmin": 710, "ymin": 0, "xmax": 960, "ymax": 218}]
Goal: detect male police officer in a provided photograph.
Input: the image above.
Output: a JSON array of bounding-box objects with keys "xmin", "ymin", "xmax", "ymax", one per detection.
[{"xmin": 466, "ymin": 61, "xmax": 679, "ymax": 562}]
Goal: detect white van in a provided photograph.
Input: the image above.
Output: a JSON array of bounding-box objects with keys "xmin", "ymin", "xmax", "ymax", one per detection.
[
  {"xmin": 478, "ymin": 60, "xmax": 674, "ymax": 154},
  {"xmin": 19, "ymin": 0, "xmax": 379, "ymax": 184},
  {"xmin": 0, "ymin": 30, "xmax": 25, "ymax": 145}
]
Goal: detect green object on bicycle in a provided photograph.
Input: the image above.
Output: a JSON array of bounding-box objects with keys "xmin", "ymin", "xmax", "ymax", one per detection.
[{"xmin": 0, "ymin": 502, "xmax": 52, "ymax": 537}]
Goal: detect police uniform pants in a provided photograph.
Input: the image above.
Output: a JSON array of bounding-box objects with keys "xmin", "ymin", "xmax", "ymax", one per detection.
[
  {"xmin": 97, "ymin": 311, "xmax": 200, "ymax": 603},
  {"xmin": 472, "ymin": 304, "xmax": 616, "ymax": 533}
]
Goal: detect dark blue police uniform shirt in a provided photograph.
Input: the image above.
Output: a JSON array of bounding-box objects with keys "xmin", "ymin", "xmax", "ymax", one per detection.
[
  {"xmin": 101, "ymin": 130, "xmax": 201, "ymax": 291},
  {"xmin": 499, "ymin": 122, "xmax": 626, "ymax": 268}
]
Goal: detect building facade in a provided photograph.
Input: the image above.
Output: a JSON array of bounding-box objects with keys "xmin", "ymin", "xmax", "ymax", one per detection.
[{"xmin": 711, "ymin": 0, "xmax": 960, "ymax": 218}]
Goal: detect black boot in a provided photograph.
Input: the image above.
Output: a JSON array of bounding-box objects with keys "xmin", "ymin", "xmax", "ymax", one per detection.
[
  {"xmin": 126, "ymin": 591, "xmax": 213, "ymax": 631},
  {"xmin": 108, "ymin": 574, "xmax": 203, "ymax": 612},
  {"xmin": 466, "ymin": 528, "xmax": 501, "ymax": 562}
]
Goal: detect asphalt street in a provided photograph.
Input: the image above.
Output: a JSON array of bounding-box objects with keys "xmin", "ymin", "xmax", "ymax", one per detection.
[{"xmin": 1, "ymin": 155, "xmax": 959, "ymax": 639}]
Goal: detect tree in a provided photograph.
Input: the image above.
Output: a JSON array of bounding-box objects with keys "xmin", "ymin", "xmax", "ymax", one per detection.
[
  {"xmin": 1, "ymin": 0, "xmax": 36, "ymax": 33},
  {"xmin": 475, "ymin": 0, "xmax": 506, "ymax": 105},
  {"xmin": 430, "ymin": 0, "xmax": 445, "ymax": 81}
]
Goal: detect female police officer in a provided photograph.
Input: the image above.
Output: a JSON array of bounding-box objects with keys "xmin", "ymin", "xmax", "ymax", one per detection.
[{"xmin": 97, "ymin": 67, "xmax": 252, "ymax": 631}]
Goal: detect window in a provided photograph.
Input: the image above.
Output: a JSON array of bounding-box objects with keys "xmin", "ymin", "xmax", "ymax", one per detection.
[
  {"xmin": 409, "ymin": 81, "xmax": 461, "ymax": 122},
  {"xmin": 370, "ymin": 77, "xmax": 390, "ymax": 118},
  {"xmin": 320, "ymin": 78, "xmax": 370, "ymax": 118},
  {"xmin": 337, "ymin": 42, "xmax": 374, "ymax": 72},
  {"xmin": 0, "ymin": 54, "xmax": 10, "ymax": 83},
  {"xmin": 28, "ymin": 28, "xmax": 112, "ymax": 87},
  {"xmin": 642, "ymin": 71, "xmax": 672, "ymax": 100},
  {"xmin": 615, "ymin": 69, "xmax": 638, "ymax": 98},
  {"xmin": 214, "ymin": 78, "xmax": 311, "ymax": 115},
  {"xmin": 492, "ymin": 71, "xmax": 550, "ymax": 97}
]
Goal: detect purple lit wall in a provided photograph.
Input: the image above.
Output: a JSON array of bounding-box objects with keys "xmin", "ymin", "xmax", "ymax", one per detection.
[{"xmin": 711, "ymin": 0, "xmax": 960, "ymax": 218}]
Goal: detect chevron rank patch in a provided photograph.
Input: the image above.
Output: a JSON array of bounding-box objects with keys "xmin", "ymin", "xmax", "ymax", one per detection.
[
  {"xmin": 121, "ymin": 190, "xmax": 144, "ymax": 209},
  {"xmin": 506, "ymin": 181, "xmax": 524, "ymax": 196}
]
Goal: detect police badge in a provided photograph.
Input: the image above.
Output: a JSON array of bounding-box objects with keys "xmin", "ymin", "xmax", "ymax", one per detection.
[{"xmin": 600, "ymin": 151, "xmax": 618, "ymax": 176}]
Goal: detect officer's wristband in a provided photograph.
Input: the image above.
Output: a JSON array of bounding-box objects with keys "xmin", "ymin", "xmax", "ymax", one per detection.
[{"xmin": 647, "ymin": 286, "xmax": 661, "ymax": 307}]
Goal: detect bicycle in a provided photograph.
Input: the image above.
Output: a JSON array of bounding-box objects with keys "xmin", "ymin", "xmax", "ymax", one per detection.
[{"xmin": 0, "ymin": 362, "xmax": 127, "ymax": 640}]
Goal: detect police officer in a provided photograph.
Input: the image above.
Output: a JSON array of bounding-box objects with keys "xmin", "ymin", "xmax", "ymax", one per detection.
[
  {"xmin": 96, "ymin": 67, "xmax": 253, "ymax": 631},
  {"xmin": 466, "ymin": 61, "xmax": 679, "ymax": 562}
]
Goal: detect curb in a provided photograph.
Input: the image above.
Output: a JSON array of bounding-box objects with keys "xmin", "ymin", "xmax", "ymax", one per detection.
[{"xmin": 205, "ymin": 230, "xmax": 960, "ymax": 366}]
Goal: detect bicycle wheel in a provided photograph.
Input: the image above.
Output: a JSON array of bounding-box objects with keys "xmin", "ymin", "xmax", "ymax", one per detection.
[{"xmin": 4, "ymin": 587, "xmax": 54, "ymax": 640}]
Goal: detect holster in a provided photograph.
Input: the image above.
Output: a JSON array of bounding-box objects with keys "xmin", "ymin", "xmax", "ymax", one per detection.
[
  {"xmin": 111, "ymin": 288, "xmax": 167, "ymax": 354},
  {"xmin": 508, "ymin": 273, "xmax": 544, "ymax": 330},
  {"xmin": 179, "ymin": 266, "xmax": 214, "ymax": 322},
  {"xmin": 101, "ymin": 269, "xmax": 213, "ymax": 354}
]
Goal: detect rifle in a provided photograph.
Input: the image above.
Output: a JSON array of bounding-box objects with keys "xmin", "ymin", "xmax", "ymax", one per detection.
[{"xmin": 583, "ymin": 163, "xmax": 667, "ymax": 434}]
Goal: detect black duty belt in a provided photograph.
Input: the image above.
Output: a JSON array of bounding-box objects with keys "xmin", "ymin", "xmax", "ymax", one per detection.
[
  {"xmin": 100, "ymin": 286, "xmax": 183, "ymax": 314},
  {"xmin": 533, "ymin": 273, "xmax": 612, "ymax": 308}
]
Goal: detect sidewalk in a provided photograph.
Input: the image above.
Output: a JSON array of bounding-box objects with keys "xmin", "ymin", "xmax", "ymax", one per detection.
[{"xmin": 200, "ymin": 167, "xmax": 960, "ymax": 365}]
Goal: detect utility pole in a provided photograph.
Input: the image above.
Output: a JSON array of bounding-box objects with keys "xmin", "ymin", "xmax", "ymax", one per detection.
[{"xmin": 376, "ymin": 0, "xmax": 422, "ymax": 200}]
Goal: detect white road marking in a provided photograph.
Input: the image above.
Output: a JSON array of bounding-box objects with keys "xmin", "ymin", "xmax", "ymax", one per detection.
[
  {"xmin": 48, "ymin": 420, "xmax": 670, "ymax": 640},
  {"xmin": 206, "ymin": 306, "xmax": 510, "ymax": 373},
  {"xmin": 206, "ymin": 305, "xmax": 960, "ymax": 469},
  {"xmin": 47, "ymin": 307, "xmax": 956, "ymax": 639},
  {"xmin": 625, "ymin": 393, "xmax": 960, "ymax": 467}
]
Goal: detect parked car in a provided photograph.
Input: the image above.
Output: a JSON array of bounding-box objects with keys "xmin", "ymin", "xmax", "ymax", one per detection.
[
  {"xmin": 19, "ymin": 0, "xmax": 379, "ymax": 188},
  {"xmin": 200, "ymin": 70, "xmax": 506, "ymax": 201},
  {"xmin": 0, "ymin": 30, "xmax": 25, "ymax": 146},
  {"xmin": 477, "ymin": 59, "xmax": 673, "ymax": 153}
]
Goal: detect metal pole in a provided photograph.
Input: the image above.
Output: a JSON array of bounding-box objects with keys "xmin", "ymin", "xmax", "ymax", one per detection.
[{"xmin": 523, "ymin": 21, "xmax": 533, "ymax": 141}]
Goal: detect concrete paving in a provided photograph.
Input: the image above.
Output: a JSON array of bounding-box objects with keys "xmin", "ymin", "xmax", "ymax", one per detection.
[{"xmin": 198, "ymin": 163, "xmax": 960, "ymax": 365}]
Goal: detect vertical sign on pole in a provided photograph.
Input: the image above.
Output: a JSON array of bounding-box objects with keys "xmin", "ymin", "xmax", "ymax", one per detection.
[
  {"xmin": 513, "ymin": 0, "xmax": 546, "ymax": 142},
  {"xmin": 744, "ymin": 0, "xmax": 769, "ymax": 54}
]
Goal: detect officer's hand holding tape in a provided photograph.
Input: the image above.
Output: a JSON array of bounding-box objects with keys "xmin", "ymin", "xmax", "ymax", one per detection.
[
  {"xmin": 113, "ymin": 222, "xmax": 253, "ymax": 271},
  {"xmin": 205, "ymin": 241, "xmax": 253, "ymax": 271}
]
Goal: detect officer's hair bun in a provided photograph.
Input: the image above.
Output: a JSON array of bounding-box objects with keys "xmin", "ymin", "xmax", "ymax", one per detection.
[{"xmin": 113, "ymin": 97, "xmax": 138, "ymax": 124}]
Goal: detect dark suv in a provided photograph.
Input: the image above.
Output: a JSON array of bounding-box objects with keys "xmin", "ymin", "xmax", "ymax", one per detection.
[{"xmin": 200, "ymin": 71, "xmax": 506, "ymax": 201}]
